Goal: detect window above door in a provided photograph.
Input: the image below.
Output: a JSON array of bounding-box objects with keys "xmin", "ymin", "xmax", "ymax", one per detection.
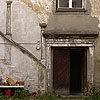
[{"xmin": 56, "ymin": 0, "xmax": 87, "ymax": 12}]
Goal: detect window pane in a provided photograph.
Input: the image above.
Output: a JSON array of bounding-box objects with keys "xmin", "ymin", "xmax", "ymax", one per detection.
[
  {"xmin": 59, "ymin": 0, "xmax": 69, "ymax": 8},
  {"xmin": 72, "ymin": 0, "xmax": 82, "ymax": 8}
]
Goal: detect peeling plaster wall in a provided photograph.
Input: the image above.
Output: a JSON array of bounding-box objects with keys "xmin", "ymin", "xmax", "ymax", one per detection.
[
  {"xmin": 90, "ymin": 0, "xmax": 100, "ymax": 87},
  {"xmin": 11, "ymin": 46, "xmax": 39, "ymax": 92},
  {"xmin": 91, "ymin": 0, "xmax": 100, "ymax": 28},
  {"xmin": 0, "ymin": 44, "xmax": 39, "ymax": 92},
  {"xmin": 0, "ymin": 0, "xmax": 46, "ymax": 92},
  {"xmin": 0, "ymin": 37, "xmax": 46, "ymax": 93},
  {"xmin": 11, "ymin": 1, "xmax": 41, "ymax": 59}
]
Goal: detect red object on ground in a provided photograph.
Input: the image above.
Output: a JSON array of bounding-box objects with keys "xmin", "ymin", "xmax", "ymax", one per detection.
[
  {"xmin": 5, "ymin": 90, "xmax": 11, "ymax": 97},
  {"xmin": 33, "ymin": 94, "xmax": 38, "ymax": 98}
]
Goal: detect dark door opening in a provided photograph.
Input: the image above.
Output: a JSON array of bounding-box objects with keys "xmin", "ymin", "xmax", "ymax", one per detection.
[
  {"xmin": 70, "ymin": 50, "xmax": 84, "ymax": 95},
  {"xmin": 52, "ymin": 47, "xmax": 87, "ymax": 96}
]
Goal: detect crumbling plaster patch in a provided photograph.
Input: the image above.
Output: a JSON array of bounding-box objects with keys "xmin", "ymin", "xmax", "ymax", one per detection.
[
  {"xmin": 91, "ymin": 0, "xmax": 100, "ymax": 28},
  {"xmin": 12, "ymin": 0, "xmax": 52, "ymax": 23}
]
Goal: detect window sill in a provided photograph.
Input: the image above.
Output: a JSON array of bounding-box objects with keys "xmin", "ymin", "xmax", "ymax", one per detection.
[{"xmin": 56, "ymin": 8, "xmax": 87, "ymax": 12}]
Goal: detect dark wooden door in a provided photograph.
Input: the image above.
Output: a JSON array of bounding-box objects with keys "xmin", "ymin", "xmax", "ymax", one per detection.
[{"xmin": 53, "ymin": 48, "xmax": 70, "ymax": 95}]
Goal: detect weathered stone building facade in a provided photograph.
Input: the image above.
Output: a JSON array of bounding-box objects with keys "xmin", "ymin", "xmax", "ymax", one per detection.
[{"xmin": 0, "ymin": 0, "xmax": 100, "ymax": 95}]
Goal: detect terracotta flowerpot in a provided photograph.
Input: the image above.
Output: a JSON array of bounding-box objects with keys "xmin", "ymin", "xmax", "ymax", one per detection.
[{"xmin": 5, "ymin": 90, "xmax": 11, "ymax": 97}]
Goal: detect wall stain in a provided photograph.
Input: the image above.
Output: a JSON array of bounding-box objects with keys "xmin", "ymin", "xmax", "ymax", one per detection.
[
  {"xmin": 91, "ymin": 0, "xmax": 100, "ymax": 28},
  {"xmin": 17, "ymin": 0, "xmax": 52, "ymax": 14},
  {"xmin": 12, "ymin": 0, "xmax": 52, "ymax": 23}
]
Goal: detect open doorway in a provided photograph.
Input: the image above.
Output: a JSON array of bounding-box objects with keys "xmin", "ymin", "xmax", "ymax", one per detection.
[
  {"xmin": 70, "ymin": 49, "xmax": 84, "ymax": 95},
  {"xmin": 52, "ymin": 47, "xmax": 87, "ymax": 96}
]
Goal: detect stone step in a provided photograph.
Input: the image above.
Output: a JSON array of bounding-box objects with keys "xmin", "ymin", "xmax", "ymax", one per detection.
[
  {"xmin": 56, "ymin": 97, "xmax": 84, "ymax": 100},
  {"xmin": 56, "ymin": 98, "xmax": 84, "ymax": 100}
]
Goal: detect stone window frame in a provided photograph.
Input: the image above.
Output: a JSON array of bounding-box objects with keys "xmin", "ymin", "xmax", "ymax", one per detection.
[
  {"xmin": 53, "ymin": 0, "xmax": 91, "ymax": 14},
  {"xmin": 57, "ymin": 0, "xmax": 86, "ymax": 11}
]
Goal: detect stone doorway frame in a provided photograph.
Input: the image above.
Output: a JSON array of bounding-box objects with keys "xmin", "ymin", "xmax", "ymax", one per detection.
[{"xmin": 44, "ymin": 37, "xmax": 95, "ymax": 93}]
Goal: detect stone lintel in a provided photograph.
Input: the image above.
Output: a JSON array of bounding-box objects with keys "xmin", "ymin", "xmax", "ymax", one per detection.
[{"xmin": 43, "ymin": 30, "xmax": 99, "ymax": 39}]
